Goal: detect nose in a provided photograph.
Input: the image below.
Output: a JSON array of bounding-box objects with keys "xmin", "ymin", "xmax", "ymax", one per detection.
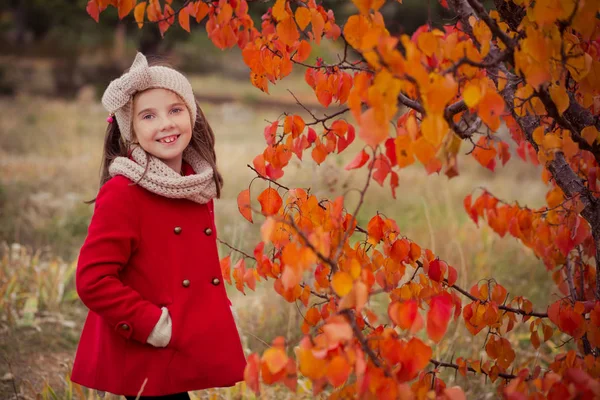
[{"xmin": 159, "ymin": 114, "xmax": 176, "ymax": 131}]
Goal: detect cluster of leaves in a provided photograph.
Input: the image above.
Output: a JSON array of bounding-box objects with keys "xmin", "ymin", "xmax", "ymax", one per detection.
[{"xmin": 88, "ymin": 0, "xmax": 600, "ymax": 398}]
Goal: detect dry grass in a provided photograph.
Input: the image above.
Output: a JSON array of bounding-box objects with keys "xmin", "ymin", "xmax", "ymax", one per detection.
[{"xmin": 0, "ymin": 72, "xmax": 564, "ymax": 398}]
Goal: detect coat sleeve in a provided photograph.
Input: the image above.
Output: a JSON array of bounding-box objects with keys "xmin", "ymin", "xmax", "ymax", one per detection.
[{"xmin": 76, "ymin": 178, "xmax": 162, "ymax": 344}]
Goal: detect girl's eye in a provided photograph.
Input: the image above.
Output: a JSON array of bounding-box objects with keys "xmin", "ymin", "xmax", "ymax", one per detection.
[
  {"xmin": 142, "ymin": 114, "xmax": 153, "ymax": 120},
  {"xmin": 171, "ymin": 108, "xmax": 183, "ymax": 114}
]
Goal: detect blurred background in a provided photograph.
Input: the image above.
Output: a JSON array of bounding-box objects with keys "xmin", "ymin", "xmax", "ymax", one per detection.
[{"xmin": 1, "ymin": 1, "xmax": 556, "ymax": 399}]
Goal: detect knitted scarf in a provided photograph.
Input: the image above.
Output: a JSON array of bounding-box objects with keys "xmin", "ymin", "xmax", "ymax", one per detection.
[{"xmin": 108, "ymin": 145, "xmax": 217, "ymax": 204}]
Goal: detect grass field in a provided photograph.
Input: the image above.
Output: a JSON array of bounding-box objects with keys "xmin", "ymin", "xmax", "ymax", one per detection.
[{"xmin": 0, "ymin": 71, "xmax": 563, "ymax": 399}]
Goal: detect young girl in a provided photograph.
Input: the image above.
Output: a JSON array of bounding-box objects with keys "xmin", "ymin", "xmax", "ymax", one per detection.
[{"xmin": 70, "ymin": 52, "xmax": 247, "ymax": 399}]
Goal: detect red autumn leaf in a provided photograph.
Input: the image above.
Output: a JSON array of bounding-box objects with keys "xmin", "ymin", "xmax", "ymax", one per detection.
[
  {"xmin": 390, "ymin": 239, "xmax": 410, "ymax": 263},
  {"xmin": 307, "ymin": 127, "xmax": 317, "ymax": 144},
  {"xmin": 428, "ymin": 259, "xmax": 446, "ymax": 282},
  {"xmin": 243, "ymin": 353, "xmax": 261, "ymax": 394},
  {"xmin": 385, "ymin": 137, "xmax": 397, "ymax": 165},
  {"xmin": 87, "ymin": 0, "xmax": 100, "ymax": 22},
  {"xmin": 389, "ymin": 300, "xmax": 423, "ymax": 332},
  {"xmin": 264, "ymin": 121, "xmax": 278, "ymax": 145},
  {"xmin": 178, "ymin": 5, "xmax": 190, "ymax": 32},
  {"xmin": 337, "ymin": 124, "xmax": 355, "ymax": 153},
  {"xmin": 367, "ymin": 215, "xmax": 385, "ymax": 243},
  {"xmin": 372, "ymin": 156, "xmax": 391, "ymax": 186},
  {"xmin": 258, "ymin": 188, "xmax": 283, "ymax": 216},
  {"xmin": 427, "ymin": 294, "xmax": 453, "ymax": 342},
  {"xmin": 345, "ymin": 149, "xmax": 369, "ymax": 170},
  {"xmin": 237, "ymin": 188, "xmax": 253, "ymax": 223},
  {"xmin": 396, "ymin": 338, "xmax": 432, "ymax": 382}
]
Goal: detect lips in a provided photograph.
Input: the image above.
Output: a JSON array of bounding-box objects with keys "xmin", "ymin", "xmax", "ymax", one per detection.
[{"xmin": 157, "ymin": 134, "xmax": 180, "ymax": 144}]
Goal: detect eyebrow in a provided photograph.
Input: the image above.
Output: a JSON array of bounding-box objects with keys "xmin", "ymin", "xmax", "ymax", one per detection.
[{"xmin": 137, "ymin": 102, "xmax": 185, "ymax": 116}]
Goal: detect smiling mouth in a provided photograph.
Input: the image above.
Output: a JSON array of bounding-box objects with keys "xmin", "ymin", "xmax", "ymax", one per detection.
[{"xmin": 157, "ymin": 134, "xmax": 180, "ymax": 144}]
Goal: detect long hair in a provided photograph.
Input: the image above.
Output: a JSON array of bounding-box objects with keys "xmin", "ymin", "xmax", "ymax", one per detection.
[{"xmin": 86, "ymin": 60, "xmax": 223, "ymax": 203}]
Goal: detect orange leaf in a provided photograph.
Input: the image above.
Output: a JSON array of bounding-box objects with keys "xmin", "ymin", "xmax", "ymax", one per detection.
[
  {"xmin": 311, "ymin": 141, "xmax": 328, "ymax": 165},
  {"xmin": 549, "ymin": 84, "xmax": 569, "ymax": 115},
  {"xmin": 412, "ymin": 137, "xmax": 436, "ymax": 164},
  {"xmin": 421, "ymin": 114, "xmax": 448, "ymax": 146},
  {"xmin": 118, "ymin": 0, "xmax": 135, "ymax": 19},
  {"xmin": 478, "ymin": 91, "xmax": 504, "ymax": 131},
  {"xmin": 293, "ymin": 40, "xmax": 311, "ymax": 62},
  {"xmin": 359, "ymin": 107, "xmax": 389, "ymax": 148},
  {"xmin": 472, "ymin": 137, "xmax": 497, "ymax": 170},
  {"xmin": 277, "ymin": 17, "xmax": 300, "ymax": 46},
  {"xmin": 323, "ymin": 318, "xmax": 353, "ymax": 342},
  {"xmin": 195, "ymin": 1, "xmax": 209, "ymax": 22},
  {"xmin": 311, "ymin": 9, "xmax": 324, "ymax": 44},
  {"xmin": 220, "ymin": 255, "xmax": 232, "ymax": 285},
  {"xmin": 295, "ymin": 7, "xmax": 311, "ymax": 30},
  {"xmin": 581, "ymin": 125, "xmax": 599, "ymax": 145},
  {"xmin": 396, "ymin": 338, "xmax": 432, "ymax": 382},
  {"xmin": 272, "ymin": 0, "xmax": 288, "ymax": 21},
  {"xmin": 326, "ymin": 356, "xmax": 351, "ymax": 387},
  {"xmin": 367, "ymin": 215, "xmax": 385, "ymax": 243},
  {"xmin": 258, "ymin": 188, "xmax": 283, "ymax": 216},
  {"xmin": 233, "ymin": 258, "xmax": 246, "ymax": 294},
  {"xmin": 332, "ymin": 271, "xmax": 353, "ymax": 296},
  {"xmin": 345, "ymin": 149, "xmax": 369, "ymax": 170},
  {"xmin": 283, "ymin": 115, "xmax": 305, "ymax": 137},
  {"xmin": 134, "ymin": 2, "xmax": 146, "ymax": 28},
  {"xmin": 237, "ymin": 189, "xmax": 253, "ymax": 222},
  {"xmin": 178, "ymin": 5, "xmax": 190, "ymax": 32}
]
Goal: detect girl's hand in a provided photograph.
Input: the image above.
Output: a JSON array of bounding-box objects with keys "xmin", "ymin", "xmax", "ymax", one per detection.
[{"xmin": 146, "ymin": 306, "xmax": 172, "ymax": 347}]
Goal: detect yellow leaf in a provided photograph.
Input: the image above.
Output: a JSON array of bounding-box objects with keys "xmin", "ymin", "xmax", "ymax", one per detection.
[
  {"xmin": 332, "ymin": 271, "xmax": 353, "ymax": 297},
  {"xmin": 134, "ymin": 2, "xmax": 146, "ymax": 28},
  {"xmin": 262, "ymin": 347, "xmax": 289, "ymax": 374},
  {"xmin": 532, "ymin": 126, "xmax": 545, "ymax": 145},
  {"xmin": 562, "ymin": 131, "xmax": 579, "ymax": 158},
  {"xmin": 581, "ymin": 125, "xmax": 600, "ymax": 145},
  {"xmin": 549, "ymin": 84, "xmax": 569, "ymax": 115},
  {"xmin": 543, "ymin": 134, "xmax": 562, "ymax": 151},
  {"xmin": 295, "ymin": 7, "xmax": 311, "ymax": 30},
  {"xmin": 421, "ymin": 114, "xmax": 449, "ymax": 147},
  {"xmin": 463, "ymin": 83, "xmax": 482, "ymax": 108}
]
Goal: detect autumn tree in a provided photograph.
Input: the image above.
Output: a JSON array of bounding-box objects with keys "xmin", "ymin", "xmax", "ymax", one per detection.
[{"xmin": 87, "ymin": 0, "xmax": 600, "ymax": 398}]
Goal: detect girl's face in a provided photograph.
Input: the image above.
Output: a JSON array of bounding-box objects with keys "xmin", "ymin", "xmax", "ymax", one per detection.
[{"xmin": 131, "ymin": 88, "xmax": 193, "ymax": 170}]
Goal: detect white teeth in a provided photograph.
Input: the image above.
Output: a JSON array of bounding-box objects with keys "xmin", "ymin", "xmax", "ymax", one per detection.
[{"xmin": 159, "ymin": 135, "xmax": 178, "ymax": 143}]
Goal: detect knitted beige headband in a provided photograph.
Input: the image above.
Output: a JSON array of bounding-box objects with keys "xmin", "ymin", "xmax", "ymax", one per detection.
[{"xmin": 101, "ymin": 52, "xmax": 197, "ymax": 142}]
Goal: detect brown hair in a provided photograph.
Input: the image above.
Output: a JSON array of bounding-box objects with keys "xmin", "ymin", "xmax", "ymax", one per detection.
[{"xmin": 86, "ymin": 60, "xmax": 223, "ymax": 203}]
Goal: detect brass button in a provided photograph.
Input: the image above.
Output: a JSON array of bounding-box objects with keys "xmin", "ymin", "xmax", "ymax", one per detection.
[
  {"xmin": 204, "ymin": 227, "xmax": 213, "ymax": 236},
  {"xmin": 174, "ymin": 226, "xmax": 182, "ymax": 234},
  {"xmin": 120, "ymin": 323, "xmax": 130, "ymax": 330},
  {"xmin": 211, "ymin": 277, "xmax": 220, "ymax": 286},
  {"xmin": 182, "ymin": 279, "xmax": 190, "ymax": 288}
]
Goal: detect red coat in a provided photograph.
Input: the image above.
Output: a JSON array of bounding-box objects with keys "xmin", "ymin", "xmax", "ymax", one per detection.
[{"xmin": 71, "ymin": 162, "xmax": 246, "ymax": 396}]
